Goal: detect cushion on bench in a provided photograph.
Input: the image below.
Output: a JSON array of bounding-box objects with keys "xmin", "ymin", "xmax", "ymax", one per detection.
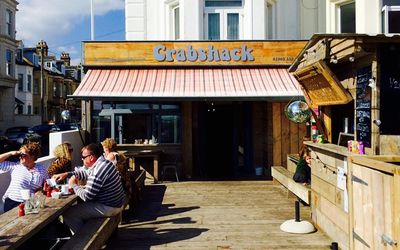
[
  {"xmin": 60, "ymin": 214, "xmax": 121, "ymax": 250},
  {"xmin": 271, "ymin": 166, "xmax": 311, "ymax": 204}
]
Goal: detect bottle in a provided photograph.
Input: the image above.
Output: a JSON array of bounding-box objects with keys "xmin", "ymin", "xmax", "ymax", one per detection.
[
  {"xmin": 311, "ymin": 125, "xmax": 319, "ymax": 142},
  {"xmin": 46, "ymin": 186, "xmax": 52, "ymax": 198},
  {"xmin": 18, "ymin": 203, "xmax": 25, "ymax": 217}
]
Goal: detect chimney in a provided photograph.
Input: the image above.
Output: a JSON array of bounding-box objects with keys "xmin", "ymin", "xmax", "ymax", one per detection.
[
  {"xmin": 36, "ymin": 40, "xmax": 48, "ymax": 57},
  {"xmin": 60, "ymin": 52, "xmax": 71, "ymax": 66}
]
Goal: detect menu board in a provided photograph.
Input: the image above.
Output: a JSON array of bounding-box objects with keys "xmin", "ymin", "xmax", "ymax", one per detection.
[{"xmin": 355, "ymin": 67, "xmax": 371, "ymax": 147}]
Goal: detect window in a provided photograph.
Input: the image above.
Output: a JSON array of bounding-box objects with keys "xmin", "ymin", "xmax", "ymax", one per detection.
[
  {"xmin": 338, "ymin": 2, "xmax": 355, "ymax": 33},
  {"xmin": 382, "ymin": 5, "xmax": 400, "ymax": 33},
  {"xmin": 33, "ymin": 79, "xmax": 39, "ymax": 94},
  {"xmin": 27, "ymin": 105, "xmax": 32, "ymax": 115},
  {"xmin": 265, "ymin": 1, "xmax": 277, "ymax": 39},
  {"xmin": 34, "ymin": 107, "xmax": 39, "ymax": 115},
  {"xmin": 173, "ymin": 6, "xmax": 180, "ymax": 39},
  {"xmin": 92, "ymin": 102, "xmax": 182, "ymax": 144},
  {"xmin": 17, "ymin": 105, "xmax": 23, "ymax": 115},
  {"xmin": 205, "ymin": 0, "xmax": 242, "ymax": 7},
  {"xmin": 6, "ymin": 50, "xmax": 13, "ymax": 76},
  {"xmin": 204, "ymin": 1, "xmax": 243, "ymax": 40},
  {"xmin": 27, "ymin": 75, "xmax": 32, "ymax": 92},
  {"xmin": 18, "ymin": 74, "xmax": 23, "ymax": 91},
  {"xmin": 6, "ymin": 9, "xmax": 12, "ymax": 36}
]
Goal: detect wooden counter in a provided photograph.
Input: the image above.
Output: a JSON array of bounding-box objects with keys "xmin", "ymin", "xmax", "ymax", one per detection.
[{"xmin": 305, "ymin": 142, "xmax": 353, "ymax": 250}]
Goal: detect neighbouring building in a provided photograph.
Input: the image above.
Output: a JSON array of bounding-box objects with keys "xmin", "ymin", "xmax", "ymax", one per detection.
[{"xmin": 0, "ymin": 0, "xmax": 18, "ymax": 134}]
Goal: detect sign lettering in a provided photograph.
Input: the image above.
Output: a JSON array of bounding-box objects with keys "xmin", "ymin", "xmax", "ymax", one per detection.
[{"xmin": 153, "ymin": 45, "xmax": 254, "ymax": 62}]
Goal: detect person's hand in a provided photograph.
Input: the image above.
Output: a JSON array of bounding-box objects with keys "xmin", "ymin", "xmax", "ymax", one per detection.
[
  {"xmin": 10, "ymin": 151, "xmax": 21, "ymax": 156},
  {"xmin": 68, "ymin": 175, "xmax": 78, "ymax": 188},
  {"xmin": 52, "ymin": 172, "xmax": 68, "ymax": 183}
]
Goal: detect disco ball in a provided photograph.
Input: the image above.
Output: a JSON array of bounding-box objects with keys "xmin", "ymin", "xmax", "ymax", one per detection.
[
  {"xmin": 61, "ymin": 110, "xmax": 71, "ymax": 120},
  {"xmin": 284, "ymin": 100, "xmax": 311, "ymax": 124}
]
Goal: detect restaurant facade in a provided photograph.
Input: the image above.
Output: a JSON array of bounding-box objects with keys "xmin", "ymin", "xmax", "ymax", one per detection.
[{"xmin": 73, "ymin": 40, "xmax": 308, "ymax": 180}]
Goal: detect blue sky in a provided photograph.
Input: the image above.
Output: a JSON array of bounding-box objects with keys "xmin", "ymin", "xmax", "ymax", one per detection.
[{"xmin": 16, "ymin": 0, "xmax": 125, "ymax": 65}]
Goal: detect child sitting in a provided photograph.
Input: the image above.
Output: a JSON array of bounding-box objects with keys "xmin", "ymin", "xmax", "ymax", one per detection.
[{"xmin": 293, "ymin": 146, "xmax": 311, "ymax": 185}]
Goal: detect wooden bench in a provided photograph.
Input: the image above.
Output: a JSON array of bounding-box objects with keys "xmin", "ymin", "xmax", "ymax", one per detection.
[
  {"xmin": 60, "ymin": 214, "xmax": 121, "ymax": 250},
  {"xmin": 60, "ymin": 169, "xmax": 147, "ymax": 249},
  {"xmin": 271, "ymin": 166, "xmax": 311, "ymax": 205}
]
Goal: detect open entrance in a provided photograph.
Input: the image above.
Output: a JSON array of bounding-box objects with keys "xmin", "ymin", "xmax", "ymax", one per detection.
[{"xmin": 195, "ymin": 102, "xmax": 253, "ymax": 179}]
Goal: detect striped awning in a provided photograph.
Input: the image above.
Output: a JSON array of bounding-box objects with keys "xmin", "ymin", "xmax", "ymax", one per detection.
[{"xmin": 72, "ymin": 68, "xmax": 302, "ymax": 100}]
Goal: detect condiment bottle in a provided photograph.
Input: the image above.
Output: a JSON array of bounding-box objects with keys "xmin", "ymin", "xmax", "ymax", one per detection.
[
  {"xmin": 18, "ymin": 203, "xmax": 25, "ymax": 217},
  {"xmin": 46, "ymin": 186, "xmax": 52, "ymax": 198}
]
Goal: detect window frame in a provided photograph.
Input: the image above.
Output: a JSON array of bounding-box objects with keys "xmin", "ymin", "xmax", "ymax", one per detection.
[
  {"xmin": 265, "ymin": 0, "xmax": 277, "ymax": 39},
  {"xmin": 18, "ymin": 73, "xmax": 23, "ymax": 91},
  {"xmin": 6, "ymin": 49, "xmax": 13, "ymax": 76},
  {"xmin": 204, "ymin": 8, "xmax": 243, "ymax": 40},
  {"xmin": 382, "ymin": 5, "xmax": 400, "ymax": 34},
  {"xmin": 6, "ymin": 9, "xmax": 12, "ymax": 37},
  {"xmin": 336, "ymin": 1, "xmax": 356, "ymax": 33}
]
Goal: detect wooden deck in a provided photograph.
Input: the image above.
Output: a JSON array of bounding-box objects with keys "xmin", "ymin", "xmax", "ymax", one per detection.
[{"xmin": 106, "ymin": 181, "xmax": 332, "ymax": 249}]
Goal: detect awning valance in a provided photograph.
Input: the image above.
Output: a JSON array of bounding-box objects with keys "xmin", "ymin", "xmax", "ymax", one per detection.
[{"xmin": 72, "ymin": 68, "xmax": 302, "ymax": 100}]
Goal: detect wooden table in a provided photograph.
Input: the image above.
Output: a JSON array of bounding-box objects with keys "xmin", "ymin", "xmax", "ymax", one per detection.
[
  {"xmin": 125, "ymin": 150, "xmax": 162, "ymax": 183},
  {"xmin": 0, "ymin": 194, "xmax": 78, "ymax": 249}
]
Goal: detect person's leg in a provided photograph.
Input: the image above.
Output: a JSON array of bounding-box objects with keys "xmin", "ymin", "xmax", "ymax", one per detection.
[
  {"xmin": 63, "ymin": 202, "xmax": 123, "ymax": 234},
  {"xmin": 4, "ymin": 198, "xmax": 21, "ymax": 212}
]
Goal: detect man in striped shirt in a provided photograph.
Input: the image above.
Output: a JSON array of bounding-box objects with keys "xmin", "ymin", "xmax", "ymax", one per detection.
[{"xmin": 53, "ymin": 143, "xmax": 126, "ymax": 234}]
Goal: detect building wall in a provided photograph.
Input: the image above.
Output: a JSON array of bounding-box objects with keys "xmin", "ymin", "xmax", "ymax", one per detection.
[
  {"xmin": 125, "ymin": 0, "xmax": 325, "ymax": 40},
  {"xmin": 0, "ymin": 0, "xmax": 18, "ymax": 133}
]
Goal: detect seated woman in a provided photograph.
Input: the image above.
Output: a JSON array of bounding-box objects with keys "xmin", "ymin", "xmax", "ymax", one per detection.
[
  {"xmin": 47, "ymin": 142, "xmax": 73, "ymax": 178},
  {"xmin": 0, "ymin": 142, "xmax": 48, "ymax": 212},
  {"xmin": 101, "ymin": 138, "xmax": 131, "ymax": 196},
  {"xmin": 293, "ymin": 146, "xmax": 311, "ymax": 185}
]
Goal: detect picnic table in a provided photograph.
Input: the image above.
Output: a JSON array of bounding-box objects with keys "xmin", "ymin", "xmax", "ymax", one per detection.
[
  {"xmin": 0, "ymin": 194, "xmax": 77, "ymax": 250},
  {"xmin": 124, "ymin": 149, "xmax": 162, "ymax": 183}
]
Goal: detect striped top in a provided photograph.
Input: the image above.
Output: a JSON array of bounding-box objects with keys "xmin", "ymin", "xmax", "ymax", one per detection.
[
  {"xmin": 71, "ymin": 156, "xmax": 125, "ymax": 208},
  {"xmin": 0, "ymin": 161, "xmax": 48, "ymax": 202}
]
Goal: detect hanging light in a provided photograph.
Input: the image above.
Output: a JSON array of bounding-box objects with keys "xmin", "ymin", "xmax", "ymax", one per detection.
[{"xmin": 284, "ymin": 100, "xmax": 311, "ymax": 124}]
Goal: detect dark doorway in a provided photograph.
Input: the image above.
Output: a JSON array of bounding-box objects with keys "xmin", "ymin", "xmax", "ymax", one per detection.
[{"xmin": 199, "ymin": 102, "xmax": 234, "ymax": 179}]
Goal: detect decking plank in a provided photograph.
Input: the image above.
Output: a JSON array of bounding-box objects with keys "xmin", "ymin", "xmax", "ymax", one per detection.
[{"xmin": 106, "ymin": 181, "xmax": 331, "ymax": 249}]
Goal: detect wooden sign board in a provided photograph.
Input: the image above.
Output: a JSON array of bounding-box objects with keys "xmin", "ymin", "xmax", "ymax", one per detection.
[
  {"xmin": 293, "ymin": 61, "xmax": 353, "ymax": 106},
  {"xmin": 83, "ymin": 41, "xmax": 307, "ymax": 67}
]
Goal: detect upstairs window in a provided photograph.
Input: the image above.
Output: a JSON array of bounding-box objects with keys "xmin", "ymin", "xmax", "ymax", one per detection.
[
  {"xmin": 205, "ymin": 0, "xmax": 242, "ymax": 7},
  {"xmin": 6, "ymin": 50, "xmax": 13, "ymax": 76},
  {"xmin": 382, "ymin": 5, "xmax": 400, "ymax": 33},
  {"xmin": 27, "ymin": 75, "xmax": 32, "ymax": 92},
  {"xmin": 6, "ymin": 9, "xmax": 12, "ymax": 36},
  {"xmin": 204, "ymin": 0, "xmax": 243, "ymax": 40},
  {"xmin": 33, "ymin": 79, "xmax": 39, "ymax": 95},
  {"xmin": 266, "ymin": 1, "xmax": 277, "ymax": 39},
  {"xmin": 173, "ymin": 6, "xmax": 180, "ymax": 39},
  {"xmin": 338, "ymin": 2, "xmax": 355, "ymax": 33},
  {"xmin": 18, "ymin": 74, "xmax": 23, "ymax": 91}
]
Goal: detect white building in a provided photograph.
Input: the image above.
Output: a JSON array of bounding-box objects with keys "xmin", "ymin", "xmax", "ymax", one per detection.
[
  {"xmin": 125, "ymin": 0, "xmax": 326, "ymax": 40},
  {"xmin": 0, "ymin": 0, "xmax": 18, "ymax": 134}
]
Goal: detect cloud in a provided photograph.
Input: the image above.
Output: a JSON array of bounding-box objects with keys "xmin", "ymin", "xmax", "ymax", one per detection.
[{"xmin": 16, "ymin": 0, "xmax": 124, "ymax": 64}]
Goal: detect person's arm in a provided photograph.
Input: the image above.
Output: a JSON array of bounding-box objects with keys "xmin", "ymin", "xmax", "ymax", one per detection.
[
  {"xmin": 0, "ymin": 151, "xmax": 19, "ymax": 171},
  {"xmin": 0, "ymin": 151, "xmax": 20, "ymax": 163},
  {"xmin": 72, "ymin": 162, "xmax": 107, "ymax": 201}
]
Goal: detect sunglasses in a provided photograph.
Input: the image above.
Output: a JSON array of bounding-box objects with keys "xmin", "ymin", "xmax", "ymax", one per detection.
[
  {"xmin": 81, "ymin": 154, "xmax": 92, "ymax": 160},
  {"xmin": 19, "ymin": 153, "xmax": 28, "ymax": 159}
]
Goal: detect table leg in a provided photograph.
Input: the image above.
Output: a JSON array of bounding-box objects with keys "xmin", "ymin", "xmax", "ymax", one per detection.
[{"xmin": 153, "ymin": 156, "xmax": 159, "ymax": 183}]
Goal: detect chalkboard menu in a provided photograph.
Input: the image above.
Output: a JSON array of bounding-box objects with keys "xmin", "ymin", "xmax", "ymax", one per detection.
[{"xmin": 355, "ymin": 67, "xmax": 371, "ymax": 147}]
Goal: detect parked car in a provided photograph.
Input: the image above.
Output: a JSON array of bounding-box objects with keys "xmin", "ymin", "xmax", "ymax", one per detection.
[
  {"xmin": 0, "ymin": 136, "xmax": 20, "ymax": 161},
  {"xmin": 24, "ymin": 122, "xmax": 81, "ymax": 156},
  {"xmin": 4, "ymin": 126, "xmax": 30, "ymax": 145}
]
